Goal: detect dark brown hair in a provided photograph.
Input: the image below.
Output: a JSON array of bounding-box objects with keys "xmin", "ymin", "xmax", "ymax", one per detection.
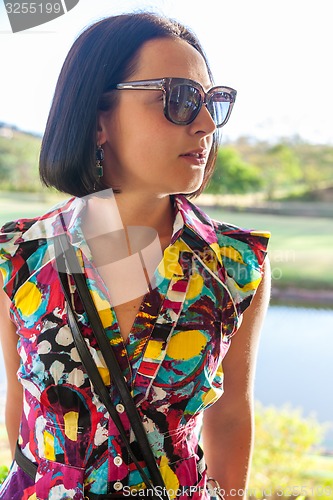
[{"xmin": 39, "ymin": 12, "xmax": 218, "ymax": 197}]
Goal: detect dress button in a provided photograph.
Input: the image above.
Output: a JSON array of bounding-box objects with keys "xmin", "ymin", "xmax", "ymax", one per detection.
[
  {"xmin": 114, "ymin": 481, "xmax": 123, "ymax": 491},
  {"xmin": 114, "ymin": 456, "xmax": 123, "ymax": 466},
  {"xmin": 116, "ymin": 403, "xmax": 125, "ymax": 413}
]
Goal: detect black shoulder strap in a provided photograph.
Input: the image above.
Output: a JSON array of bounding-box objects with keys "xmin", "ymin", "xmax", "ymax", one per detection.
[
  {"xmin": 55, "ymin": 233, "xmax": 169, "ymax": 499},
  {"xmin": 15, "ymin": 443, "xmax": 37, "ymax": 479}
]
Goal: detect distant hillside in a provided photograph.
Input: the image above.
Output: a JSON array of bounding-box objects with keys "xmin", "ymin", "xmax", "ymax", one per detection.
[
  {"xmin": 0, "ymin": 122, "xmax": 42, "ymax": 139},
  {"xmin": 1, "ymin": 123, "xmax": 333, "ymax": 199}
]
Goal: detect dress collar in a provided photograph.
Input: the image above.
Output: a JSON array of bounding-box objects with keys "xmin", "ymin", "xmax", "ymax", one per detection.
[
  {"xmin": 18, "ymin": 193, "xmax": 220, "ymax": 260},
  {"xmin": 171, "ymin": 195, "xmax": 221, "ymax": 262}
]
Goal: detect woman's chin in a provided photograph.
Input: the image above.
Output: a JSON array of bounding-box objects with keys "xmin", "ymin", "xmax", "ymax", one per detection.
[{"xmin": 175, "ymin": 178, "xmax": 204, "ymax": 195}]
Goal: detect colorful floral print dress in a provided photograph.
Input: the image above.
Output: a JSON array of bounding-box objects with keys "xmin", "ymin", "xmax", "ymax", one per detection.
[{"xmin": 0, "ymin": 194, "xmax": 269, "ymax": 500}]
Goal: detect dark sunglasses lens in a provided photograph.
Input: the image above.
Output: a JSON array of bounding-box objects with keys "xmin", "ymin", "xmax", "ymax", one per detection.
[
  {"xmin": 168, "ymin": 84, "xmax": 201, "ymax": 124},
  {"xmin": 208, "ymin": 91, "xmax": 232, "ymax": 127}
]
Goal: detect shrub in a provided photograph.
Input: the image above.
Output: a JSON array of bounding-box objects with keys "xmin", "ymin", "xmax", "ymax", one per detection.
[
  {"xmin": 0, "ymin": 465, "xmax": 9, "ymax": 485},
  {"xmin": 249, "ymin": 403, "xmax": 332, "ymax": 500}
]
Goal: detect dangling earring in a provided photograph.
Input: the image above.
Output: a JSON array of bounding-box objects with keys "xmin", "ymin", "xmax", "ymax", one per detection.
[
  {"xmin": 96, "ymin": 145, "xmax": 104, "ymax": 178},
  {"xmin": 94, "ymin": 145, "xmax": 104, "ymax": 191}
]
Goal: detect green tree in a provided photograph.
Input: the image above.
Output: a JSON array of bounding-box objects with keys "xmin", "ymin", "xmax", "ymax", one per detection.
[
  {"xmin": 263, "ymin": 144, "xmax": 302, "ymax": 199},
  {"xmin": 206, "ymin": 146, "xmax": 263, "ymax": 194}
]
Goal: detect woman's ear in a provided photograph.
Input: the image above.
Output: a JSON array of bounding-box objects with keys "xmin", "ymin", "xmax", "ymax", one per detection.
[{"xmin": 96, "ymin": 111, "xmax": 108, "ymax": 145}]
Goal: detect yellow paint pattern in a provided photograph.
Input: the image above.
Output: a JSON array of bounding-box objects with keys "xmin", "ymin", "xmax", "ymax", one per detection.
[
  {"xmin": 144, "ymin": 340, "xmax": 163, "ymax": 360},
  {"xmin": 98, "ymin": 366, "xmax": 110, "ymax": 386},
  {"xmin": 234, "ymin": 276, "xmax": 262, "ymax": 292},
  {"xmin": 44, "ymin": 430, "xmax": 56, "ymax": 461},
  {"xmin": 159, "ymin": 455, "xmax": 179, "ymax": 499},
  {"xmin": 202, "ymin": 364, "xmax": 224, "ymax": 406},
  {"xmin": 250, "ymin": 230, "xmax": 271, "ymax": 238},
  {"xmin": 158, "ymin": 240, "xmax": 190, "ymax": 279},
  {"xmin": 167, "ymin": 330, "xmax": 207, "ymax": 360},
  {"xmin": 77, "ymin": 250, "xmax": 84, "ymax": 269},
  {"xmin": 158, "ymin": 247, "xmax": 181, "ymax": 279},
  {"xmin": 202, "ymin": 388, "xmax": 219, "ymax": 406},
  {"xmin": 220, "ymin": 246, "xmax": 244, "ymax": 264},
  {"xmin": 215, "ymin": 363, "xmax": 224, "ymax": 379},
  {"xmin": 90, "ymin": 290, "xmax": 113, "ymax": 328},
  {"xmin": 14, "ymin": 281, "xmax": 42, "ymax": 316},
  {"xmin": 64, "ymin": 411, "xmax": 79, "ymax": 441},
  {"xmin": 0, "ymin": 266, "xmax": 7, "ymax": 281},
  {"xmin": 210, "ymin": 242, "xmax": 222, "ymax": 264},
  {"xmin": 186, "ymin": 273, "xmax": 204, "ymax": 300}
]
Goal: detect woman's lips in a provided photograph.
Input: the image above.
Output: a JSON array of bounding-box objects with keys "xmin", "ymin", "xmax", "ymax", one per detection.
[{"xmin": 180, "ymin": 149, "xmax": 208, "ymax": 165}]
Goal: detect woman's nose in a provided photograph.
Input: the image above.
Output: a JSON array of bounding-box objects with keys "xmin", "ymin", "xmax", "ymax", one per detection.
[{"xmin": 189, "ymin": 103, "xmax": 216, "ymax": 136}]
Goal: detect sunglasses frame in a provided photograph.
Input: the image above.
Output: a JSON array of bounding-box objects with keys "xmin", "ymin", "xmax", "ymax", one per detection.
[{"xmin": 110, "ymin": 77, "xmax": 237, "ymax": 128}]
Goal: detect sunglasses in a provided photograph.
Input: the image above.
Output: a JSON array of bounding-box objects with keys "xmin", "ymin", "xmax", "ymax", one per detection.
[{"xmin": 109, "ymin": 78, "xmax": 237, "ymax": 128}]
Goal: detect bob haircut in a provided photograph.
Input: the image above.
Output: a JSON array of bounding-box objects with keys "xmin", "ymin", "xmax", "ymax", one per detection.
[{"xmin": 39, "ymin": 12, "xmax": 219, "ymax": 198}]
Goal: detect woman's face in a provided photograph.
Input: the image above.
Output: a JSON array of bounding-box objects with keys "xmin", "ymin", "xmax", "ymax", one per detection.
[{"xmin": 98, "ymin": 37, "xmax": 216, "ymax": 197}]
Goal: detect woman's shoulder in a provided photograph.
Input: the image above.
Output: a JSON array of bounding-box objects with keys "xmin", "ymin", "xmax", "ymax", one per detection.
[
  {"xmin": 0, "ymin": 196, "xmax": 77, "ymax": 285},
  {"xmin": 211, "ymin": 217, "xmax": 270, "ymax": 267},
  {"xmin": 178, "ymin": 195, "xmax": 270, "ymax": 258},
  {"xmin": 178, "ymin": 195, "xmax": 270, "ymax": 319},
  {"xmin": 0, "ymin": 196, "xmax": 77, "ymax": 248},
  {"xmin": 0, "ymin": 215, "xmax": 40, "ymax": 267}
]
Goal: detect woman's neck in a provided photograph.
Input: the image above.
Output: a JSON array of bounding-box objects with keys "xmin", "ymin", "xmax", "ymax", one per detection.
[
  {"xmin": 82, "ymin": 190, "xmax": 175, "ymax": 256},
  {"xmin": 113, "ymin": 192, "xmax": 175, "ymax": 242}
]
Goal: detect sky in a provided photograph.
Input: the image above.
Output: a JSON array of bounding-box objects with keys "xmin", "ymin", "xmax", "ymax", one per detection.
[{"xmin": 0, "ymin": 0, "xmax": 332, "ymax": 144}]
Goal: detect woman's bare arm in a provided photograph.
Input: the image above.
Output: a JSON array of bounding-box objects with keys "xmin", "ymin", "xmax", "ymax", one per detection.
[
  {"xmin": 0, "ymin": 274, "xmax": 22, "ymax": 458},
  {"xmin": 202, "ymin": 259, "xmax": 271, "ymax": 499}
]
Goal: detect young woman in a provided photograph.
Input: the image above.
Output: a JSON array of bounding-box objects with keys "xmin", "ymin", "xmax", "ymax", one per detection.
[{"xmin": 0, "ymin": 12, "xmax": 270, "ymax": 500}]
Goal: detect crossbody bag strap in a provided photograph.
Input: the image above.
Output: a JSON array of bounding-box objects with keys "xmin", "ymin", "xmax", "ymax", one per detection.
[
  {"xmin": 15, "ymin": 442, "xmax": 37, "ymax": 479},
  {"xmin": 66, "ymin": 306, "xmax": 155, "ymax": 489},
  {"xmin": 55, "ymin": 234, "xmax": 169, "ymax": 499}
]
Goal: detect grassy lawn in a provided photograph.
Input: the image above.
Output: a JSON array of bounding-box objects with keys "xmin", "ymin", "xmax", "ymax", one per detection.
[
  {"xmin": 1, "ymin": 192, "xmax": 333, "ymax": 292},
  {"xmin": 0, "ymin": 191, "xmax": 66, "ymax": 226}
]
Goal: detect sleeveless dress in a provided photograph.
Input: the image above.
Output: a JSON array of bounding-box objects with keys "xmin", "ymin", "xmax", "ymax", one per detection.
[{"xmin": 0, "ymin": 194, "xmax": 269, "ymax": 500}]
